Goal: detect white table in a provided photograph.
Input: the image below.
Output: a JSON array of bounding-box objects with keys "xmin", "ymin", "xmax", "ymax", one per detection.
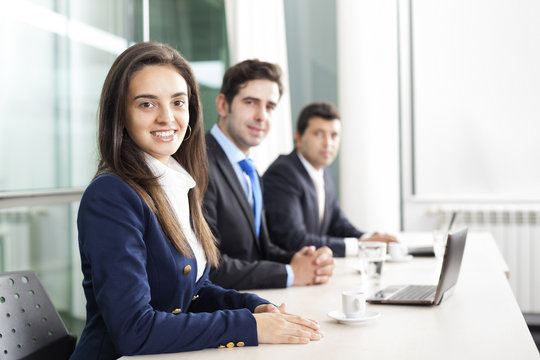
[{"xmin": 127, "ymin": 232, "xmax": 539, "ymax": 359}]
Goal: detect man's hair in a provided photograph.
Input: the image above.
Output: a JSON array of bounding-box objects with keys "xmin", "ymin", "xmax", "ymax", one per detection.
[
  {"xmin": 296, "ymin": 102, "xmax": 341, "ymax": 136},
  {"xmin": 220, "ymin": 59, "xmax": 283, "ymax": 106}
]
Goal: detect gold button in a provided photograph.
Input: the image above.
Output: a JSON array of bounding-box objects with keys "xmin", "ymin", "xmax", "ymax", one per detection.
[
  {"xmin": 171, "ymin": 308, "xmax": 181, "ymax": 314},
  {"xmin": 183, "ymin": 265, "xmax": 192, "ymax": 275},
  {"xmin": 192, "ymin": 294, "xmax": 199, "ymax": 301},
  {"xmin": 226, "ymin": 342, "xmax": 234, "ymax": 348},
  {"xmin": 218, "ymin": 345, "xmax": 225, "ymax": 349},
  {"xmin": 236, "ymin": 341, "xmax": 245, "ymax": 347}
]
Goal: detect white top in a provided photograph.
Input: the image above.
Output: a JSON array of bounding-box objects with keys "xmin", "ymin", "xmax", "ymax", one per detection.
[{"xmin": 145, "ymin": 154, "xmax": 207, "ymax": 280}]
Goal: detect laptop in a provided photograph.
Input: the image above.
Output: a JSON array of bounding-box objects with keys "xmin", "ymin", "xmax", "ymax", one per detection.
[
  {"xmin": 367, "ymin": 228, "xmax": 468, "ymax": 305},
  {"xmin": 408, "ymin": 211, "xmax": 459, "ymax": 257}
]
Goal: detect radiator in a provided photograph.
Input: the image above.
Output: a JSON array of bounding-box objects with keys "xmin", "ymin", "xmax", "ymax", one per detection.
[{"xmin": 430, "ymin": 205, "xmax": 540, "ymax": 313}]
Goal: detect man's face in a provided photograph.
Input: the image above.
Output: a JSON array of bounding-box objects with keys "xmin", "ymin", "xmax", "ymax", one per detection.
[
  {"xmin": 295, "ymin": 117, "xmax": 341, "ymax": 170},
  {"xmin": 217, "ymin": 79, "xmax": 280, "ymax": 154}
]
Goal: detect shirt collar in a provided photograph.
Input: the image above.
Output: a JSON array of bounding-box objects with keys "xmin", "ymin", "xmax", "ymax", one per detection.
[
  {"xmin": 144, "ymin": 153, "xmax": 196, "ymax": 189},
  {"xmin": 210, "ymin": 124, "xmax": 250, "ymax": 163},
  {"xmin": 296, "ymin": 151, "xmax": 324, "ymax": 181}
]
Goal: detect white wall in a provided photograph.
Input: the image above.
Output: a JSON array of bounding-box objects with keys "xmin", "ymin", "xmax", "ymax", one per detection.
[
  {"xmin": 411, "ymin": 0, "xmax": 540, "ymax": 200},
  {"xmin": 337, "ymin": 0, "xmax": 401, "ymax": 233},
  {"xmin": 336, "ymin": 0, "xmax": 540, "ymax": 233}
]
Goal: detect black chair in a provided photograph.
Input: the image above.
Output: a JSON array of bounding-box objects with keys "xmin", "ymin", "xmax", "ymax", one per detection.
[{"xmin": 0, "ymin": 271, "xmax": 76, "ymax": 360}]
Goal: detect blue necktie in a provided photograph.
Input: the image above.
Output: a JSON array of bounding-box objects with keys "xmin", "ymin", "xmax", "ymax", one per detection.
[{"xmin": 238, "ymin": 158, "xmax": 262, "ymax": 237}]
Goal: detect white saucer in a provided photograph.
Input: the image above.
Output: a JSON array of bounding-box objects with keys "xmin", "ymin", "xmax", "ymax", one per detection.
[
  {"xmin": 327, "ymin": 310, "xmax": 380, "ymax": 325},
  {"xmin": 386, "ymin": 254, "xmax": 413, "ymax": 263}
]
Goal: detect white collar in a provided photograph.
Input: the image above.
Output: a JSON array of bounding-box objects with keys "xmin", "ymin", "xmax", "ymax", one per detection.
[
  {"xmin": 144, "ymin": 153, "xmax": 196, "ymax": 189},
  {"xmin": 210, "ymin": 124, "xmax": 251, "ymax": 164},
  {"xmin": 296, "ymin": 151, "xmax": 324, "ymax": 182}
]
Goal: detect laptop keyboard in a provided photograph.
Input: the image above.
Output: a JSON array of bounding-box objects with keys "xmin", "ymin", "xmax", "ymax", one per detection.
[{"xmin": 390, "ymin": 285, "xmax": 436, "ymax": 301}]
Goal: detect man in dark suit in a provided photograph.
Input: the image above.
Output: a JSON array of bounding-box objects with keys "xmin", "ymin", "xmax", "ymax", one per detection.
[
  {"xmin": 263, "ymin": 102, "xmax": 397, "ymax": 257},
  {"xmin": 204, "ymin": 60, "xmax": 335, "ymax": 290}
]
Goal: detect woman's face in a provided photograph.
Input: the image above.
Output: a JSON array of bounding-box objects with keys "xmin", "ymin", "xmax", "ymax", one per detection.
[{"xmin": 125, "ymin": 64, "xmax": 190, "ymax": 165}]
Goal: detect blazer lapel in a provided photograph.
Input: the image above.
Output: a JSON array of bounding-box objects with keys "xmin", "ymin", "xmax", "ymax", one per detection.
[{"xmin": 207, "ymin": 135, "xmax": 260, "ymax": 245}]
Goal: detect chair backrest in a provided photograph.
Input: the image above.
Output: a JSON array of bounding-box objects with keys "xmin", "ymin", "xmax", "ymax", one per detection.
[{"xmin": 0, "ymin": 271, "xmax": 76, "ymax": 360}]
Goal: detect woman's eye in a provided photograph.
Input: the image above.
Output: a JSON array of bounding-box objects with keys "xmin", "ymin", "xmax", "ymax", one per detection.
[
  {"xmin": 174, "ymin": 100, "xmax": 185, "ymax": 107},
  {"xmin": 140, "ymin": 102, "xmax": 153, "ymax": 109}
]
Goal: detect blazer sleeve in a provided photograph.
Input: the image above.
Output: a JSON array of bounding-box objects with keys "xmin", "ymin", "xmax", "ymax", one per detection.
[
  {"xmin": 203, "ymin": 172, "xmax": 290, "ymax": 290},
  {"xmin": 189, "ymin": 279, "xmax": 271, "ymax": 313},
  {"xmin": 263, "ymin": 165, "xmax": 347, "ymax": 256},
  {"xmin": 78, "ymin": 176, "xmax": 261, "ymax": 355}
]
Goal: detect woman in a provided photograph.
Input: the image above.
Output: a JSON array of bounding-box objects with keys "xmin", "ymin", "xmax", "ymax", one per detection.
[{"xmin": 71, "ymin": 42, "xmax": 322, "ymax": 359}]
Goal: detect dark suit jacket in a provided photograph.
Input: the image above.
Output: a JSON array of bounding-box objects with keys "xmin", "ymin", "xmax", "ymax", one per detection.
[
  {"xmin": 204, "ymin": 134, "xmax": 295, "ymax": 290},
  {"xmin": 72, "ymin": 174, "xmax": 268, "ymax": 360},
  {"xmin": 263, "ymin": 150, "xmax": 363, "ymax": 257}
]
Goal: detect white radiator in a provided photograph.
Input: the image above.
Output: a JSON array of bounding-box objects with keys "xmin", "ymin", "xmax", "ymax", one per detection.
[{"xmin": 430, "ymin": 205, "xmax": 540, "ymax": 313}]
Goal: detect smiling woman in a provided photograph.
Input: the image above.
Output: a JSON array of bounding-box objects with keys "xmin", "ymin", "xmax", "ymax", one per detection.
[
  {"xmin": 0, "ymin": 0, "xmax": 232, "ymax": 349},
  {"xmin": 71, "ymin": 42, "xmax": 323, "ymax": 359},
  {"xmin": 125, "ymin": 65, "xmax": 190, "ymax": 165}
]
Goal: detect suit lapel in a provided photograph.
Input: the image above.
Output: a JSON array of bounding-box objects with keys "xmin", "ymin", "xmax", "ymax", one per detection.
[
  {"xmin": 290, "ymin": 151, "xmax": 324, "ymax": 232},
  {"xmin": 321, "ymin": 169, "xmax": 333, "ymax": 232},
  {"xmin": 207, "ymin": 135, "xmax": 260, "ymax": 245}
]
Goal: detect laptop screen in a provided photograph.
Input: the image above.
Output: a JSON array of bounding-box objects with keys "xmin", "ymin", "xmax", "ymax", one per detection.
[{"xmin": 433, "ymin": 228, "xmax": 468, "ymax": 304}]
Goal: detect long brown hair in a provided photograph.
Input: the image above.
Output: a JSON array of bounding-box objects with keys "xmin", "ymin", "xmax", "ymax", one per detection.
[{"xmin": 96, "ymin": 41, "xmax": 219, "ymax": 266}]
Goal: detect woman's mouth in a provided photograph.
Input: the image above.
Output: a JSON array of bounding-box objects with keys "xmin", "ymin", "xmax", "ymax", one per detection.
[{"xmin": 151, "ymin": 129, "xmax": 177, "ymax": 142}]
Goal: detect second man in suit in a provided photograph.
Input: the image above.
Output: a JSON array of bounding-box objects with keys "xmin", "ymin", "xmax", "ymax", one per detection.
[
  {"xmin": 203, "ymin": 60, "xmax": 335, "ymax": 290},
  {"xmin": 263, "ymin": 102, "xmax": 397, "ymax": 257}
]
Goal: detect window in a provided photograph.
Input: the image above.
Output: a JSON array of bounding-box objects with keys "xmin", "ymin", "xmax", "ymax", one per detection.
[{"xmin": 0, "ymin": 0, "xmax": 228, "ymax": 340}]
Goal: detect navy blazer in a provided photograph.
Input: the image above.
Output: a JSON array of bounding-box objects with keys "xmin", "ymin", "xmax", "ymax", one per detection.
[
  {"xmin": 262, "ymin": 150, "xmax": 363, "ymax": 257},
  {"xmin": 203, "ymin": 134, "xmax": 295, "ymax": 290},
  {"xmin": 71, "ymin": 175, "xmax": 268, "ymax": 360}
]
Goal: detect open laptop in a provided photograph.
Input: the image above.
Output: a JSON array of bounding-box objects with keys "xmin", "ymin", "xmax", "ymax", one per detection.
[
  {"xmin": 367, "ymin": 228, "xmax": 468, "ymax": 305},
  {"xmin": 408, "ymin": 211, "xmax": 459, "ymax": 257}
]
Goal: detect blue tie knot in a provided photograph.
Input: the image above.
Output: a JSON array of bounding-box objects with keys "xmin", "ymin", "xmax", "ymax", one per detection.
[
  {"xmin": 238, "ymin": 158, "xmax": 262, "ymax": 238},
  {"xmin": 238, "ymin": 158, "xmax": 256, "ymax": 175}
]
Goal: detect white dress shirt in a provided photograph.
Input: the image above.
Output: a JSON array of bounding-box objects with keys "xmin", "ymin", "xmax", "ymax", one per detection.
[
  {"xmin": 145, "ymin": 153, "xmax": 207, "ymax": 281},
  {"xmin": 296, "ymin": 152, "xmax": 360, "ymax": 256},
  {"xmin": 210, "ymin": 124, "xmax": 295, "ymax": 286}
]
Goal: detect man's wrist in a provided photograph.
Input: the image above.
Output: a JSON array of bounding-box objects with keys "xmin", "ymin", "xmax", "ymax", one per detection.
[
  {"xmin": 285, "ymin": 264, "xmax": 294, "ymax": 287},
  {"xmin": 344, "ymin": 237, "xmax": 359, "ymax": 256}
]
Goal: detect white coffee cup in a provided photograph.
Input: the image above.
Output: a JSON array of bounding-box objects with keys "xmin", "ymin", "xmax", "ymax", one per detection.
[
  {"xmin": 342, "ymin": 290, "xmax": 367, "ymax": 318},
  {"xmin": 389, "ymin": 242, "xmax": 408, "ymax": 259}
]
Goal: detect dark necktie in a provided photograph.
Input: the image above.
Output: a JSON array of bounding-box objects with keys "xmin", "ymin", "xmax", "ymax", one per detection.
[{"xmin": 238, "ymin": 158, "xmax": 262, "ymax": 237}]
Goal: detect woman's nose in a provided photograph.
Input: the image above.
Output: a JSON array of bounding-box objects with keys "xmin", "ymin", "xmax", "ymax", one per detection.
[{"xmin": 157, "ymin": 106, "xmax": 174, "ymax": 124}]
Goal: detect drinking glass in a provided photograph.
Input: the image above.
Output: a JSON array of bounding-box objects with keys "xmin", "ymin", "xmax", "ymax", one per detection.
[{"xmin": 358, "ymin": 241, "xmax": 387, "ymax": 282}]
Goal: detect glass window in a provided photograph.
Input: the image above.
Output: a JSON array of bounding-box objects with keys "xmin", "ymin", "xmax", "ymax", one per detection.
[
  {"xmin": 0, "ymin": 0, "xmax": 229, "ymax": 342},
  {"xmin": 0, "ymin": 0, "xmax": 140, "ymax": 193}
]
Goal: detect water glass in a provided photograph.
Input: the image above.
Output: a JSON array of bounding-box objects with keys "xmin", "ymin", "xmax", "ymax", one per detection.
[
  {"xmin": 433, "ymin": 231, "xmax": 447, "ymax": 259},
  {"xmin": 358, "ymin": 241, "xmax": 387, "ymax": 281}
]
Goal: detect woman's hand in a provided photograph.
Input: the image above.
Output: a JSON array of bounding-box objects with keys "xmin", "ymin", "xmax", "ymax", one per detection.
[
  {"xmin": 254, "ymin": 302, "xmax": 287, "ymax": 314},
  {"xmin": 253, "ymin": 309, "xmax": 323, "ymax": 344}
]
